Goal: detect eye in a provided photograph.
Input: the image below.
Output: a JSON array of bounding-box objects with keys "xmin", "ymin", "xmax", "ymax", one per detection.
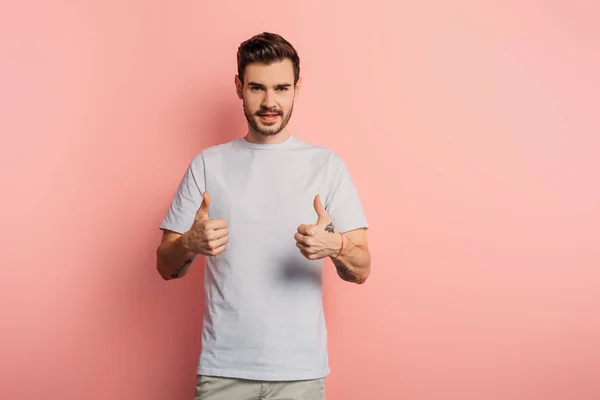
[
  {"xmin": 250, "ymin": 86, "xmax": 263, "ymax": 92},
  {"xmin": 276, "ymin": 87, "xmax": 289, "ymax": 91}
]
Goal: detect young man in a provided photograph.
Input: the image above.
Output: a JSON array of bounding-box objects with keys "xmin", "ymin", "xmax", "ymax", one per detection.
[{"xmin": 156, "ymin": 32, "xmax": 371, "ymax": 400}]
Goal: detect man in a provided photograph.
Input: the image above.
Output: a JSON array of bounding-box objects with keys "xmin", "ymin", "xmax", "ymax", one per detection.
[{"xmin": 156, "ymin": 32, "xmax": 371, "ymax": 400}]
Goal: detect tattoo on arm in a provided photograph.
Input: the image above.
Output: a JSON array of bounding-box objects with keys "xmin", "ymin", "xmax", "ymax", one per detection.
[
  {"xmin": 170, "ymin": 258, "xmax": 193, "ymax": 279},
  {"xmin": 325, "ymin": 222, "xmax": 356, "ymax": 281},
  {"xmin": 335, "ymin": 265, "xmax": 358, "ymax": 282}
]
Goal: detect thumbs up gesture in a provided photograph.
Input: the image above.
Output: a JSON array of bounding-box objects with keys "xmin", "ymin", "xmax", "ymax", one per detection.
[
  {"xmin": 294, "ymin": 194, "xmax": 343, "ymax": 260},
  {"xmin": 181, "ymin": 191, "xmax": 229, "ymax": 256}
]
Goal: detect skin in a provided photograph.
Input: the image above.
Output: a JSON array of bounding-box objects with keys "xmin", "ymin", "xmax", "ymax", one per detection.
[
  {"xmin": 156, "ymin": 191, "xmax": 228, "ymax": 280},
  {"xmin": 235, "ymin": 58, "xmax": 300, "ymax": 145},
  {"xmin": 157, "ymin": 58, "xmax": 371, "ymax": 284},
  {"xmin": 294, "ymin": 195, "xmax": 371, "ymax": 284}
]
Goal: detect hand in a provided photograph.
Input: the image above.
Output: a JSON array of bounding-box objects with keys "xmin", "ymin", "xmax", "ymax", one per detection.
[
  {"xmin": 294, "ymin": 194, "xmax": 343, "ymax": 260},
  {"xmin": 181, "ymin": 191, "xmax": 229, "ymax": 256}
]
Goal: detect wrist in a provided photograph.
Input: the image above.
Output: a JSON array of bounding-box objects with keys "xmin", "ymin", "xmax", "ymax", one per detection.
[
  {"xmin": 177, "ymin": 232, "xmax": 192, "ymax": 253},
  {"xmin": 331, "ymin": 231, "xmax": 344, "ymax": 259}
]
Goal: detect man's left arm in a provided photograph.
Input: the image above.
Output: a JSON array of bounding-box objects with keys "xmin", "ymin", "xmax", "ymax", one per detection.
[
  {"xmin": 295, "ymin": 151, "xmax": 371, "ymax": 284},
  {"xmin": 294, "ymin": 195, "xmax": 371, "ymax": 285}
]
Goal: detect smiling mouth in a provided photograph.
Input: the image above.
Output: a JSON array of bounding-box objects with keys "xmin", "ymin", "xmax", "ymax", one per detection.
[{"xmin": 257, "ymin": 112, "xmax": 281, "ymax": 122}]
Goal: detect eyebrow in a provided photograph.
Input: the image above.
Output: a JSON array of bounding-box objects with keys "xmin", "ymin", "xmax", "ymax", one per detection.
[{"xmin": 248, "ymin": 81, "xmax": 292, "ymax": 88}]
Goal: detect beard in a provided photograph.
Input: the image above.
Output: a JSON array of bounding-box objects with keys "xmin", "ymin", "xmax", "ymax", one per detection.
[{"xmin": 243, "ymin": 100, "xmax": 294, "ymax": 136}]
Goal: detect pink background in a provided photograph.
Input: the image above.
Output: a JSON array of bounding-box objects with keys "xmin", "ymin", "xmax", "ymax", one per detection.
[{"xmin": 1, "ymin": 1, "xmax": 599, "ymax": 399}]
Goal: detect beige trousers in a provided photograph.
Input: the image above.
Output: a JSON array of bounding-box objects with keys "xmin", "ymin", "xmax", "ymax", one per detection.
[{"xmin": 195, "ymin": 374, "xmax": 326, "ymax": 400}]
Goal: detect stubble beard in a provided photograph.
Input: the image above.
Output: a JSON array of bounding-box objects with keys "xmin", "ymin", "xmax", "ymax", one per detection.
[{"xmin": 243, "ymin": 99, "xmax": 294, "ymax": 137}]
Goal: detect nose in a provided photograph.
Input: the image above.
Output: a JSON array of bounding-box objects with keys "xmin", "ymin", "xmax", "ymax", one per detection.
[{"xmin": 262, "ymin": 89, "xmax": 277, "ymax": 109}]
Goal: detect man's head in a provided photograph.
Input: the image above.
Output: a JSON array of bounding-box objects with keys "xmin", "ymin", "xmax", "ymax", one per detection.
[{"xmin": 235, "ymin": 32, "xmax": 301, "ymax": 137}]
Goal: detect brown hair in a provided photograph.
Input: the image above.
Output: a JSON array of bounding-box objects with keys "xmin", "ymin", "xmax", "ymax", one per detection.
[{"xmin": 236, "ymin": 32, "xmax": 300, "ymax": 85}]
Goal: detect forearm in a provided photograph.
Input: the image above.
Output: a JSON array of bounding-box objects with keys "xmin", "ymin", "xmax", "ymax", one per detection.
[
  {"xmin": 156, "ymin": 234, "xmax": 197, "ymax": 280},
  {"xmin": 330, "ymin": 234, "xmax": 371, "ymax": 284}
]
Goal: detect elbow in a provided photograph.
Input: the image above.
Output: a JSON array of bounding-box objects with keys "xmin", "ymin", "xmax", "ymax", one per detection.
[
  {"xmin": 156, "ymin": 246, "xmax": 172, "ymax": 281},
  {"xmin": 157, "ymin": 266, "xmax": 172, "ymax": 281},
  {"xmin": 355, "ymin": 265, "xmax": 371, "ymax": 285},
  {"xmin": 357, "ymin": 253, "xmax": 371, "ymax": 284},
  {"xmin": 354, "ymin": 249, "xmax": 371, "ymax": 284},
  {"xmin": 156, "ymin": 263, "xmax": 170, "ymax": 281}
]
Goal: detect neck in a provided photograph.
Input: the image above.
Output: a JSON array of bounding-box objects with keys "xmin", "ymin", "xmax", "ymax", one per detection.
[{"xmin": 244, "ymin": 127, "xmax": 290, "ymax": 145}]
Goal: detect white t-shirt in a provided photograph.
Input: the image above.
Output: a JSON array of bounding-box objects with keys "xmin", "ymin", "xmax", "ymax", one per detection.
[{"xmin": 159, "ymin": 135, "xmax": 369, "ymax": 381}]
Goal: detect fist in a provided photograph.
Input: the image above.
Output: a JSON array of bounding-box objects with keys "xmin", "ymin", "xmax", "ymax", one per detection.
[
  {"xmin": 294, "ymin": 194, "xmax": 342, "ymax": 260},
  {"xmin": 182, "ymin": 191, "xmax": 229, "ymax": 256}
]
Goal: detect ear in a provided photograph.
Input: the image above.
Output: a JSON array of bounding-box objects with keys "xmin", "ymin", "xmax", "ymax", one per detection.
[
  {"xmin": 294, "ymin": 76, "xmax": 302, "ymax": 99},
  {"xmin": 234, "ymin": 75, "xmax": 243, "ymax": 99}
]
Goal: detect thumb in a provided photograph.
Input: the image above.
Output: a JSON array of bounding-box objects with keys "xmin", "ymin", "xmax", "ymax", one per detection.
[
  {"xmin": 195, "ymin": 191, "xmax": 211, "ymax": 221},
  {"xmin": 313, "ymin": 194, "xmax": 330, "ymax": 224}
]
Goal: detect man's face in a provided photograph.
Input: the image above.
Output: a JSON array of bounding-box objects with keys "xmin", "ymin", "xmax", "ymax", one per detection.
[{"xmin": 236, "ymin": 58, "xmax": 301, "ymax": 136}]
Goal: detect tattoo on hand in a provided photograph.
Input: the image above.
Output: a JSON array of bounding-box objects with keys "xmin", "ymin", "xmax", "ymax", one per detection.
[
  {"xmin": 170, "ymin": 258, "xmax": 193, "ymax": 279},
  {"xmin": 325, "ymin": 223, "xmax": 335, "ymax": 233},
  {"xmin": 335, "ymin": 265, "xmax": 358, "ymax": 282}
]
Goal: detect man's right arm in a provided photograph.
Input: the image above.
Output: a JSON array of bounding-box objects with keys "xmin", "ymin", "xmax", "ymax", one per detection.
[
  {"xmin": 157, "ymin": 191, "xmax": 228, "ymax": 280},
  {"xmin": 156, "ymin": 230, "xmax": 197, "ymax": 280}
]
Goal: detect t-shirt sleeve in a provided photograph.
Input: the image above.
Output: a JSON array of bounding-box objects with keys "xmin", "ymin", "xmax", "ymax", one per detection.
[
  {"xmin": 159, "ymin": 153, "xmax": 206, "ymax": 234},
  {"xmin": 325, "ymin": 153, "xmax": 369, "ymax": 233}
]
